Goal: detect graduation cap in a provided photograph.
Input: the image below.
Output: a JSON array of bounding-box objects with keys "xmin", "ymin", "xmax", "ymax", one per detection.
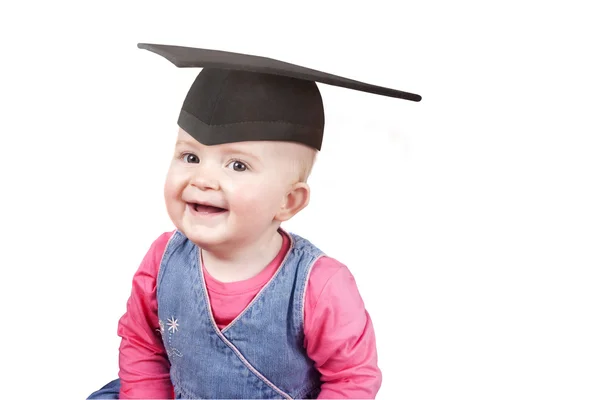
[{"xmin": 138, "ymin": 43, "xmax": 421, "ymax": 151}]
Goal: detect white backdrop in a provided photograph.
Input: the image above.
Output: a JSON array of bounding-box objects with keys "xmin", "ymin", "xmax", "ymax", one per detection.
[{"xmin": 1, "ymin": 1, "xmax": 599, "ymax": 399}]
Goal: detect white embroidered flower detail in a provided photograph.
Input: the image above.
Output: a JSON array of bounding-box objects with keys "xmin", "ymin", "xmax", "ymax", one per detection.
[
  {"xmin": 167, "ymin": 317, "xmax": 179, "ymax": 333},
  {"xmin": 158, "ymin": 320, "xmax": 165, "ymax": 333}
]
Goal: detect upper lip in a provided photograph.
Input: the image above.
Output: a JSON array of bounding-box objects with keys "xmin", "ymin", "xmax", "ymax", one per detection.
[{"xmin": 186, "ymin": 200, "xmax": 227, "ymax": 210}]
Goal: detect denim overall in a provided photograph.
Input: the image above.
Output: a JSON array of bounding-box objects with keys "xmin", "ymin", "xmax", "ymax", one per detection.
[{"xmin": 88, "ymin": 230, "xmax": 323, "ymax": 399}]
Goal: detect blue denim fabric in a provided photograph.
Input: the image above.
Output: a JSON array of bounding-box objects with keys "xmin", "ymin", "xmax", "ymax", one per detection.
[
  {"xmin": 88, "ymin": 229, "xmax": 323, "ymax": 399},
  {"xmin": 87, "ymin": 379, "xmax": 120, "ymax": 399},
  {"xmin": 157, "ymin": 230, "xmax": 322, "ymax": 399}
]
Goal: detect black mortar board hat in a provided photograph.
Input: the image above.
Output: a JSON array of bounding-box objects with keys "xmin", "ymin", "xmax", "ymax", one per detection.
[{"xmin": 138, "ymin": 43, "xmax": 421, "ymax": 151}]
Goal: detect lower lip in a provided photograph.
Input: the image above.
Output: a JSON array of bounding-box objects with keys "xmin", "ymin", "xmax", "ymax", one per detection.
[{"xmin": 187, "ymin": 203, "xmax": 228, "ymax": 218}]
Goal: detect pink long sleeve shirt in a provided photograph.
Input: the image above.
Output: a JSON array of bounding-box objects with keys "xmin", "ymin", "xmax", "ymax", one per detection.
[{"xmin": 117, "ymin": 231, "xmax": 381, "ymax": 398}]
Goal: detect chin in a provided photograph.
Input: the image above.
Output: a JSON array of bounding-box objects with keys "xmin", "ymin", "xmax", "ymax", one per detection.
[{"xmin": 179, "ymin": 223, "xmax": 230, "ymax": 249}]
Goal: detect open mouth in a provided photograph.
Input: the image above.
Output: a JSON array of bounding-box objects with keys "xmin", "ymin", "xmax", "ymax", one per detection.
[{"xmin": 188, "ymin": 202, "xmax": 228, "ymax": 215}]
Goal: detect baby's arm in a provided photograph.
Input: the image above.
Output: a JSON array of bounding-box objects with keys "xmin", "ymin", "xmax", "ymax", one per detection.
[
  {"xmin": 304, "ymin": 258, "xmax": 382, "ymax": 398},
  {"xmin": 117, "ymin": 232, "xmax": 175, "ymax": 399}
]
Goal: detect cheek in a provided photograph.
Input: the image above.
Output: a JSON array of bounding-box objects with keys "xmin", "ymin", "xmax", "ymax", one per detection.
[
  {"xmin": 227, "ymin": 181, "xmax": 284, "ymax": 216},
  {"xmin": 164, "ymin": 167, "xmax": 186, "ymax": 204},
  {"xmin": 163, "ymin": 179, "xmax": 177, "ymax": 201}
]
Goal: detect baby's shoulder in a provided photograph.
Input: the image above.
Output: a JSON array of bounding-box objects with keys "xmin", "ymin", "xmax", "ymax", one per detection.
[
  {"xmin": 152, "ymin": 230, "xmax": 177, "ymax": 250},
  {"xmin": 287, "ymin": 232, "xmax": 351, "ymax": 278},
  {"xmin": 145, "ymin": 230, "xmax": 177, "ymax": 264},
  {"xmin": 309, "ymin": 254, "xmax": 353, "ymax": 288}
]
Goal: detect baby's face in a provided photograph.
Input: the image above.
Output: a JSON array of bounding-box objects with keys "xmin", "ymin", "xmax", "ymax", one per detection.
[{"xmin": 164, "ymin": 128, "xmax": 311, "ymax": 249}]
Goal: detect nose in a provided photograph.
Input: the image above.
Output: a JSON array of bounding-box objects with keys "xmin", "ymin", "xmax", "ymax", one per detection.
[{"xmin": 190, "ymin": 165, "xmax": 221, "ymax": 191}]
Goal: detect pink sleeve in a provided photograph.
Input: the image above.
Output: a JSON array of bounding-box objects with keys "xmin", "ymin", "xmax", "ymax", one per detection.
[
  {"xmin": 304, "ymin": 257, "xmax": 382, "ymax": 399},
  {"xmin": 117, "ymin": 231, "xmax": 175, "ymax": 399}
]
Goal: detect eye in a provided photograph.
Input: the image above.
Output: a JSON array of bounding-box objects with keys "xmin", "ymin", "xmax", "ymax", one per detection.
[
  {"xmin": 227, "ymin": 160, "xmax": 248, "ymax": 172},
  {"xmin": 182, "ymin": 153, "xmax": 199, "ymax": 163}
]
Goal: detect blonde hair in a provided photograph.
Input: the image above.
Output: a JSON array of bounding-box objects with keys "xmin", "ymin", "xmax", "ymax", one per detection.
[
  {"xmin": 263, "ymin": 141, "xmax": 318, "ymax": 184},
  {"xmin": 290, "ymin": 145, "xmax": 318, "ymax": 183}
]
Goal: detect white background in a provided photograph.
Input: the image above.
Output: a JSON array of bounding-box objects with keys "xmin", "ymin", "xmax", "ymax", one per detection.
[{"xmin": 1, "ymin": 1, "xmax": 598, "ymax": 399}]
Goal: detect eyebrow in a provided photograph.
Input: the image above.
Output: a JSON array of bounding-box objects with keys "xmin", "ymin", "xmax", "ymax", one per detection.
[{"xmin": 221, "ymin": 145, "xmax": 262, "ymax": 164}]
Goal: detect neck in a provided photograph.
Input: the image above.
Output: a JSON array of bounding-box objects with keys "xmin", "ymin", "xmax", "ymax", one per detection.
[{"xmin": 201, "ymin": 226, "xmax": 284, "ymax": 283}]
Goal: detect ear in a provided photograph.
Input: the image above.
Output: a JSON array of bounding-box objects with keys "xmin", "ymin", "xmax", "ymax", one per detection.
[{"xmin": 274, "ymin": 182, "xmax": 311, "ymax": 222}]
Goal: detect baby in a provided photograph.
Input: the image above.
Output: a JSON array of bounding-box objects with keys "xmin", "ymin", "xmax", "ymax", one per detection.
[{"xmin": 88, "ymin": 43, "xmax": 420, "ymax": 399}]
